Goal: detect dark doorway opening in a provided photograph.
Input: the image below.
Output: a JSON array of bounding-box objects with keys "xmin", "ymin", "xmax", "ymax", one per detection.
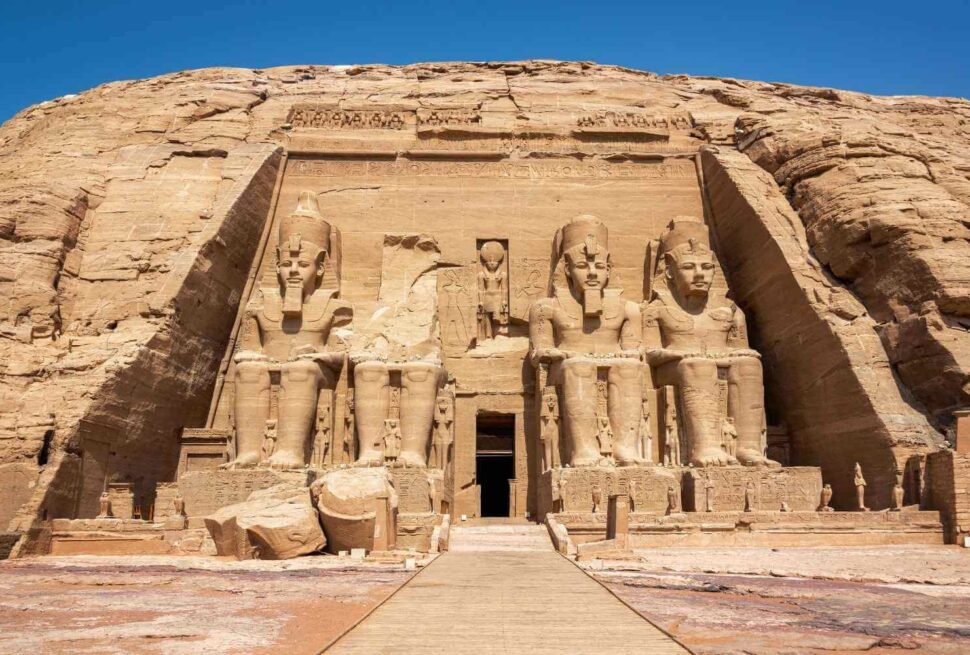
[{"xmin": 476, "ymin": 413, "xmax": 515, "ymax": 517}]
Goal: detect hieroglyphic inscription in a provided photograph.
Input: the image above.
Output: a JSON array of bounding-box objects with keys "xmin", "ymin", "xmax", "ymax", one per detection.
[
  {"xmin": 177, "ymin": 469, "xmax": 311, "ymax": 517},
  {"xmin": 417, "ymin": 109, "xmax": 481, "ymax": 126},
  {"xmin": 685, "ymin": 468, "xmax": 821, "ymax": 512},
  {"xmin": 287, "ymin": 158, "xmax": 697, "ymax": 180},
  {"xmin": 437, "ymin": 266, "xmax": 477, "ymax": 355},
  {"xmin": 390, "ymin": 468, "xmax": 433, "ymax": 513},
  {"xmin": 510, "ymin": 257, "xmax": 547, "ymax": 321},
  {"xmin": 288, "ymin": 105, "xmax": 410, "ymax": 129},
  {"xmin": 552, "ymin": 468, "xmax": 676, "ymax": 513},
  {"xmin": 577, "ymin": 112, "xmax": 692, "ymax": 131}
]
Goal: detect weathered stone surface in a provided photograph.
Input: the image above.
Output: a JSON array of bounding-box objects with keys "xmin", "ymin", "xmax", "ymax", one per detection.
[{"xmin": 204, "ymin": 484, "xmax": 325, "ymax": 560}]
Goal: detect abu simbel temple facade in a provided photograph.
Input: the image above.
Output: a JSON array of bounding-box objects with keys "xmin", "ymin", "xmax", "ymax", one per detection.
[{"xmin": 1, "ymin": 61, "xmax": 969, "ymax": 560}]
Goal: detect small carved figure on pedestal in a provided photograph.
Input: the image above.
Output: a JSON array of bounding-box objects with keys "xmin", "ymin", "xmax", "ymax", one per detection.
[
  {"xmin": 596, "ymin": 416, "xmax": 614, "ymax": 460},
  {"xmin": 639, "ymin": 399, "xmax": 653, "ymax": 463},
  {"xmin": 628, "ymin": 479, "xmax": 638, "ymax": 511},
  {"xmin": 173, "ymin": 493, "xmax": 186, "ymax": 518},
  {"xmin": 592, "ymin": 485, "xmax": 603, "ymax": 513},
  {"xmin": 743, "ymin": 481, "xmax": 755, "ymax": 512},
  {"xmin": 97, "ymin": 491, "xmax": 113, "ymax": 519},
  {"xmin": 818, "ymin": 484, "xmax": 834, "ymax": 512},
  {"xmin": 854, "ymin": 462, "xmax": 869, "ymax": 511},
  {"xmin": 261, "ymin": 420, "xmax": 277, "ymax": 461},
  {"xmin": 314, "ymin": 405, "xmax": 331, "ymax": 466},
  {"xmin": 666, "ymin": 484, "xmax": 679, "ymax": 515},
  {"xmin": 891, "ymin": 468, "xmax": 905, "ymax": 511},
  {"xmin": 780, "ymin": 501, "xmax": 790, "ymax": 512},
  {"xmin": 477, "ymin": 241, "xmax": 509, "ymax": 342},
  {"xmin": 704, "ymin": 479, "xmax": 715, "ymax": 513},
  {"xmin": 431, "ymin": 395, "xmax": 455, "ymax": 471},
  {"xmin": 383, "ymin": 419, "xmax": 402, "ymax": 465},
  {"xmin": 539, "ymin": 389, "xmax": 561, "ymax": 472},
  {"xmin": 721, "ymin": 417, "xmax": 739, "ymax": 459},
  {"xmin": 343, "ymin": 390, "xmax": 355, "ymax": 462},
  {"xmin": 664, "ymin": 420, "xmax": 680, "ymax": 467}
]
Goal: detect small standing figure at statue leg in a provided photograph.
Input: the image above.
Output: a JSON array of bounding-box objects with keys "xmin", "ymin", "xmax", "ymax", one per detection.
[
  {"xmin": 704, "ymin": 479, "xmax": 715, "ymax": 512},
  {"xmin": 383, "ymin": 418, "xmax": 402, "ymax": 465},
  {"xmin": 721, "ymin": 417, "xmax": 739, "ymax": 460},
  {"xmin": 854, "ymin": 462, "xmax": 869, "ymax": 511},
  {"xmin": 639, "ymin": 399, "xmax": 653, "ymax": 463},
  {"xmin": 539, "ymin": 389, "xmax": 561, "ymax": 472},
  {"xmin": 596, "ymin": 416, "xmax": 614, "ymax": 461}
]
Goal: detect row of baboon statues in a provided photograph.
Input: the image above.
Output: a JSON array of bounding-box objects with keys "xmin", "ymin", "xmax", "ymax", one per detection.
[{"xmin": 226, "ymin": 192, "xmax": 778, "ymax": 471}]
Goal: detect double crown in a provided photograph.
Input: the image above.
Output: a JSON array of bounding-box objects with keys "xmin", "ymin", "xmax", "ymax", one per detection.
[
  {"xmin": 559, "ymin": 214, "xmax": 608, "ymax": 258},
  {"xmin": 279, "ymin": 191, "xmax": 332, "ymax": 255}
]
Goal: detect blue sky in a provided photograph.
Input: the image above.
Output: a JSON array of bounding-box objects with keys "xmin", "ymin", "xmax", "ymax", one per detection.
[{"xmin": 2, "ymin": 0, "xmax": 968, "ymax": 123}]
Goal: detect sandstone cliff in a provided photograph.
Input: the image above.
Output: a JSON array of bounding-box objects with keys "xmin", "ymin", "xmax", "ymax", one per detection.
[{"xmin": 1, "ymin": 61, "xmax": 966, "ymax": 535}]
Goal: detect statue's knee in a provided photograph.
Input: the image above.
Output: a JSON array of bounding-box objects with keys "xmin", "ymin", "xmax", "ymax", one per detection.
[
  {"xmin": 729, "ymin": 357, "xmax": 762, "ymax": 382},
  {"xmin": 676, "ymin": 358, "xmax": 716, "ymax": 379},
  {"xmin": 402, "ymin": 362, "xmax": 441, "ymax": 385},
  {"xmin": 355, "ymin": 361, "xmax": 389, "ymax": 385},
  {"xmin": 609, "ymin": 359, "xmax": 642, "ymax": 380},
  {"xmin": 562, "ymin": 359, "xmax": 596, "ymax": 380},
  {"xmin": 281, "ymin": 359, "xmax": 320, "ymax": 384},
  {"xmin": 236, "ymin": 361, "xmax": 269, "ymax": 385}
]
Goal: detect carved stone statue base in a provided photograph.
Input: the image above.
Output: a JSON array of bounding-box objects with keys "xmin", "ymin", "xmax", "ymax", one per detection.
[
  {"xmin": 683, "ymin": 467, "xmax": 822, "ymax": 513},
  {"xmin": 538, "ymin": 466, "xmax": 678, "ymax": 518}
]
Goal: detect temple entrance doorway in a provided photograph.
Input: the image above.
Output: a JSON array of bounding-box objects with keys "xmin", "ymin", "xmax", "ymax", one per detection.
[{"xmin": 476, "ymin": 413, "xmax": 515, "ymax": 517}]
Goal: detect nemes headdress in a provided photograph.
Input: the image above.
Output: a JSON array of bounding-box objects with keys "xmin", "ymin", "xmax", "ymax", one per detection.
[
  {"xmin": 558, "ymin": 214, "xmax": 609, "ymax": 260},
  {"xmin": 279, "ymin": 191, "xmax": 332, "ymax": 255},
  {"xmin": 659, "ymin": 216, "xmax": 712, "ymax": 258}
]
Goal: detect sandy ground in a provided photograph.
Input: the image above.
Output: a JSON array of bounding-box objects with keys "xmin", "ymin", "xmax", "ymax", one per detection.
[
  {"xmin": 0, "ymin": 555, "xmax": 418, "ymax": 655},
  {"xmin": 587, "ymin": 546, "xmax": 970, "ymax": 655}
]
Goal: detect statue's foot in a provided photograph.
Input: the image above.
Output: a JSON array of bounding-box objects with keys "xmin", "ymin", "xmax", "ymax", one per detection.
[
  {"xmin": 690, "ymin": 448, "xmax": 739, "ymax": 467},
  {"xmin": 355, "ymin": 451, "xmax": 385, "ymax": 467},
  {"xmin": 267, "ymin": 451, "xmax": 307, "ymax": 470},
  {"xmin": 615, "ymin": 449, "xmax": 648, "ymax": 466},
  {"xmin": 398, "ymin": 452, "xmax": 428, "ymax": 468},
  {"xmin": 736, "ymin": 449, "xmax": 780, "ymax": 467},
  {"xmin": 221, "ymin": 452, "xmax": 260, "ymax": 469},
  {"xmin": 571, "ymin": 454, "xmax": 601, "ymax": 467}
]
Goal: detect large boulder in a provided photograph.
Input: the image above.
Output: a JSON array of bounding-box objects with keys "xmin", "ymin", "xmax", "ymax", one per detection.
[
  {"xmin": 311, "ymin": 467, "xmax": 398, "ymax": 553},
  {"xmin": 204, "ymin": 484, "xmax": 325, "ymax": 560}
]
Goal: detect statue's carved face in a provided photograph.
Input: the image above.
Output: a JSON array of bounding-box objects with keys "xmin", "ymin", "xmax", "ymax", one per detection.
[
  {"xmin": 278, "ymin": 242, "xmax": 325, "ymax": 298},
  {"xmin": 483, "ymin": 257, "xmax": 501, "ymax": 272},
  {"xmin": 545, "ymin": 394, "xmax": 556, "ymax": 410},
  {"xmin": 564, "ymin": 250, "xmax": 610, "ymax": 292},
  {"xmin": 666, "ymin": 250, "xmax": 714, "ymax": 299}
]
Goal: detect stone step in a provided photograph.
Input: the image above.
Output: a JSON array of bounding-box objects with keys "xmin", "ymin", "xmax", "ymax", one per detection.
[{"xmin": 448, "ymin": 523, "xmax": 553, "ymax": 552}]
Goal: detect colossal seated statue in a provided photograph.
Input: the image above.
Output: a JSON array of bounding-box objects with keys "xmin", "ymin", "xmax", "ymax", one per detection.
[
  {"xmin": 228, "ymin": 192, "xmax": 352, "ymax": 469},
  {"xmin": 529, "ymin": 216, "xmax": 645, "ymax": 467},
  {"xmin": 643, "ymin": 216, "xmax": 778, "ymax": 468}
]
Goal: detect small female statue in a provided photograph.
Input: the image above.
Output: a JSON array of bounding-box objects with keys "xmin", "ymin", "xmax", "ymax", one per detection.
[{"xmin": 854, "ymin": 462, "xmax": 869, "ymax": 511}]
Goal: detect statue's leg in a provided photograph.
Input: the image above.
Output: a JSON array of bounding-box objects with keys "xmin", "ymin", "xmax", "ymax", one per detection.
[
  {"xmin": 728, "ymin": 356, "xmax": 779, "ymax": 466},
  {"xmin": 354, "ymin": 361, "xmax": 389, "ymax": 465},
  {"xmin": 270, "ymin": 359, "xmax": 323, "ymax": 469},
  {"xmin": 560, "ymin": 358, "xmax": 600, "ymax": 467},
  {"xmin": 607, "ymin": 359, "xmax": 646, "ymax": 465},
  {"xmin": 232, "ymin": 361, "xmax": 271, "ymax": 467},
  {"xmin": 676, "ymin": 357, "xmax": 736, "ymax": 467},
  {"xmin": 399, "ymin": 362, "xmax": 442, "ymax": 467}
]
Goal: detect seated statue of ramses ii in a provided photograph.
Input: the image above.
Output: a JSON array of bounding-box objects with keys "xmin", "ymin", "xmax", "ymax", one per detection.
[
  {"xmin": 643, "ymin": 216, "xmax": 778, "ymax": 467},
  {"xmin": 228, "ymin": 192, "xmax": 352, "ymax": 469},
  {"xmin": 529, "ymin": 215, "xmax": 646, "ymax": 467}
]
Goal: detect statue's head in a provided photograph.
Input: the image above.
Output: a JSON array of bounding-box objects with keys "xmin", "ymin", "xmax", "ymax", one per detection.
[
  {"xmin": 480, "ymin": 241, "xmax": 506, "ymax": 272},
  {"xmin": 277, "ymin": 192, "xmax": 332, "ymax": 316},
  {"xmin": 436, "ymin": 396, "xmax": 450, "ymax": 411},
  {"xmin": 560, "ymin": 215, "xmax": 611, "ymax": 293},
  {"xmin": 543, "ymin": 389, "xmax": 557, "ymax": 410},
  {"xmin": 659, "ymin": 217, "xmax": 715, "ymax": 301}
]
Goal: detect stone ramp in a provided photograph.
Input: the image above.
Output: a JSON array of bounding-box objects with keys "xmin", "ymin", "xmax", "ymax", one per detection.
[{"xmin": 323, "ymin": 524, "xmax": 689, "ymax": 654}]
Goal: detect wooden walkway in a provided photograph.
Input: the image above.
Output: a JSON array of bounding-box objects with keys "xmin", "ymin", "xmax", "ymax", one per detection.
[{"xmin": 323, "ymin": 525, "xmax": 690, "ymax": 654}]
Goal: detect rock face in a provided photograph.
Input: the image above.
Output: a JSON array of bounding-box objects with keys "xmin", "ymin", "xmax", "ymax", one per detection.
[
  {"xmin": 204, "ymin": 484, "xmax": 326, "ymax": 560},
  {"xmin": 0, "ymin": 60, "xmax": 965, "ymax": 539}
]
